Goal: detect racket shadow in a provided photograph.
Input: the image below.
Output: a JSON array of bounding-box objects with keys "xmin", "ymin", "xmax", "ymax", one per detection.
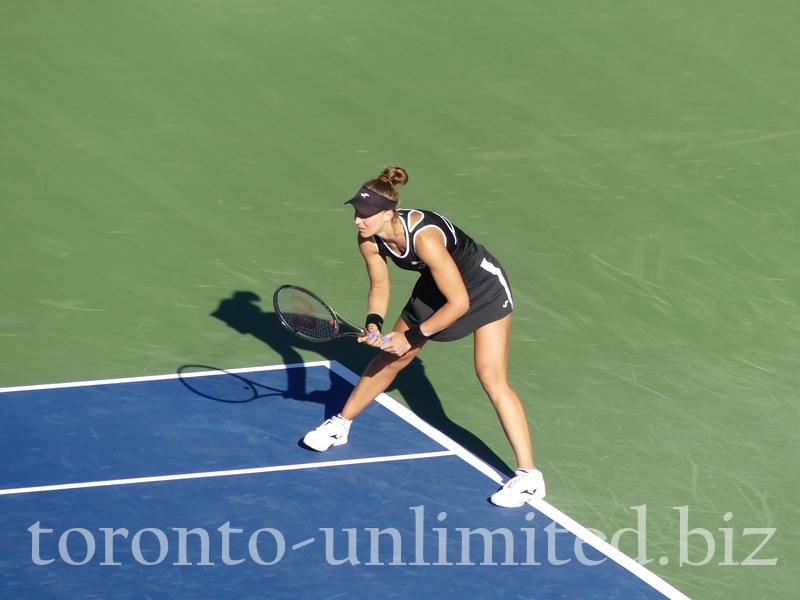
[
  {"xmin": 210, "ymin": 290, "xmax": 515, "ymax": 477},
  {"xmin": 177, "ymin": 365, "xmax": 286, "ymax": 404}
]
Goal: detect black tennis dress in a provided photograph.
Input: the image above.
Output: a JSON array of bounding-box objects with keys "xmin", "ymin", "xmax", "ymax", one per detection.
[{"xmin": 371, "ymin": 209, "xmax": 513, "ymax": 342}]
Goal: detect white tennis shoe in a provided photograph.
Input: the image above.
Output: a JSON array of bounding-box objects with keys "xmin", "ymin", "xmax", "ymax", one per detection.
[
  {"xmin": 490, "ymin": 468, "xmax": 546, "ymax": 507},
  {"xmin": 303, "ymin": 414, "xmax": 351, "ymax": 451}
]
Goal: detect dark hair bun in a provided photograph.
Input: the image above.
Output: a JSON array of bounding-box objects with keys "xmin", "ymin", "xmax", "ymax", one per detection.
[{"xmin": 379, "ymin": 167, "xmax": 408, "ymax": 187}]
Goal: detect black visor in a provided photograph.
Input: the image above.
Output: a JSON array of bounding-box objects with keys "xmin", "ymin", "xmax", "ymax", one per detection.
[{"xmin": 344, "ymin": 187, "xmax": 397, "ymax": 217}]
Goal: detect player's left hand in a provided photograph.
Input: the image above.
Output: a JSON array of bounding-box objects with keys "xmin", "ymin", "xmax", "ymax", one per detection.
[{"xmin": 379, "ymin": 331, "xmax": 412, "ymax": 356}]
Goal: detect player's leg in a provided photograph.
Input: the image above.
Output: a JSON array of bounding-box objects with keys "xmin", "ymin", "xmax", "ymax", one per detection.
[
  {"xmin": 474, "ymin": 315, "xmax": 545, "ymax": 506},
  {"xmin": 340, "ymin": 327, "xmax": 424, "ymax": 420},
  {"xmin": 474, "ymin": 315, "xmax": 534, "ymax": 468},
  {"xmin": 303, "ymin": 318, "xmax": 424, "ymax": 451}
]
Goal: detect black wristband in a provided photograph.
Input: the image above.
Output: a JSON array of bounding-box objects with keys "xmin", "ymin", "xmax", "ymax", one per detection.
[
  {"xmin": 404, "ymin": 325, "xmax": 428, "ymax": 347},
  {"xmin": 365, "ymin": 313, "xmax": 384, "ymax": 332}
]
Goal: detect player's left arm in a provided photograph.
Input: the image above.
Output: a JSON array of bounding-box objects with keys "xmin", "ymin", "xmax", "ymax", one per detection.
[
  {"xmin": 378, "ymin": 227, "xmax": 469, "ymax": 356},
  {"xmin": 413, "ymin": 227, "xmax": 470, "ymax": 335}
]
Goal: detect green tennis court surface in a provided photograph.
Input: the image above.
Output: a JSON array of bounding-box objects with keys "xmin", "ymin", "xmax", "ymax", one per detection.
[{"xmin": 1, "ymin": 1, "xmax": 797, "ymax": 598}]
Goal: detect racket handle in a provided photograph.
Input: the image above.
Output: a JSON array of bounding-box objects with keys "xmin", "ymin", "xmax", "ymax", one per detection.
[{"xmin": 366, "ymin": 331, "xmax": 391, "ymax": 344}]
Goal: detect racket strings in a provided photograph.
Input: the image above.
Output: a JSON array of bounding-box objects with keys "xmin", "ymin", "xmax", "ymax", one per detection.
[{"xmin": 275, "ymin": 289, "xmax": 338, "ymax": 341}]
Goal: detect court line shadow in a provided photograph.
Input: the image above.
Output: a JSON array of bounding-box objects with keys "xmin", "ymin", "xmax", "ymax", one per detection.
[{"xmin": 210, "ymin": 290, "xmax": 514, "ymax": 477}]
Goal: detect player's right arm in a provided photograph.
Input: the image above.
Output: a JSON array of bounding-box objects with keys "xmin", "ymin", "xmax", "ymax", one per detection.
[{"xmin": 358, "ymin": 235, "xmax": 390, "ymax": 341}]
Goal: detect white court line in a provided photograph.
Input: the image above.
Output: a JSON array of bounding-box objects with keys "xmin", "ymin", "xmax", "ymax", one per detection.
[
  {"xmin": 1, "ymin": 361, "xmax": 691, "ymax": 600},
  {"xmin": 0, "ymin": 361, "xmax": 332, "ymax": 394},
  {"xmin": 0, "ymin": 450, "xmax": 455, "ymax": 497},
  {"xmin": 531, "ymin": 500, "xmax": 691, "ymax": 600},
  {"xmin": 327, "ymin": 361, "xmax": 504, "ymax": 485}
]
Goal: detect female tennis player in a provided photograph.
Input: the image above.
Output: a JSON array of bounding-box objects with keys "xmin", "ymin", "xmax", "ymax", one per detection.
[{"xmin": 303, "ymin": 167, "xmax": 544, "ymax": 507}]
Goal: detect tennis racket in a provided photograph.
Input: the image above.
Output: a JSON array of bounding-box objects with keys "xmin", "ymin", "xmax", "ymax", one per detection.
[
  {"xmin": 178, "ymin": 365, "xmax": 284, "ymax": 403},
  {"xmin": 273, "ymin": 285, "xmax": 390, "ymax": 343}
]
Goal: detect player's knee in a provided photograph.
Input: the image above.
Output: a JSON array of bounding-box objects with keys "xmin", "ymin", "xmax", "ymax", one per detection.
[{"xmin": 476, "ymin": 368, "xmax": 510, "ymax": 398}]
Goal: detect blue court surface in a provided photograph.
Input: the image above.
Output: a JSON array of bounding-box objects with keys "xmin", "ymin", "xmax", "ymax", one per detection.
[{"xmin": 1, "ymin": 362, "xmax": 689, "ymax": 599}]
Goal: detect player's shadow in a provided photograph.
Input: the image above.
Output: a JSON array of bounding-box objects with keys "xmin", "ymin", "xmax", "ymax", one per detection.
[{"xmin": 211, "ymin": 290, "xmax": 514, "ymax": 477}]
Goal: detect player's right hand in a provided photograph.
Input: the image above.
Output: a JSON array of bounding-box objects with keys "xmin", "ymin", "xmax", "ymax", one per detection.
[{"xmin": 358, "ymin": 323, "xmax": 384, "ymax": 346}]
